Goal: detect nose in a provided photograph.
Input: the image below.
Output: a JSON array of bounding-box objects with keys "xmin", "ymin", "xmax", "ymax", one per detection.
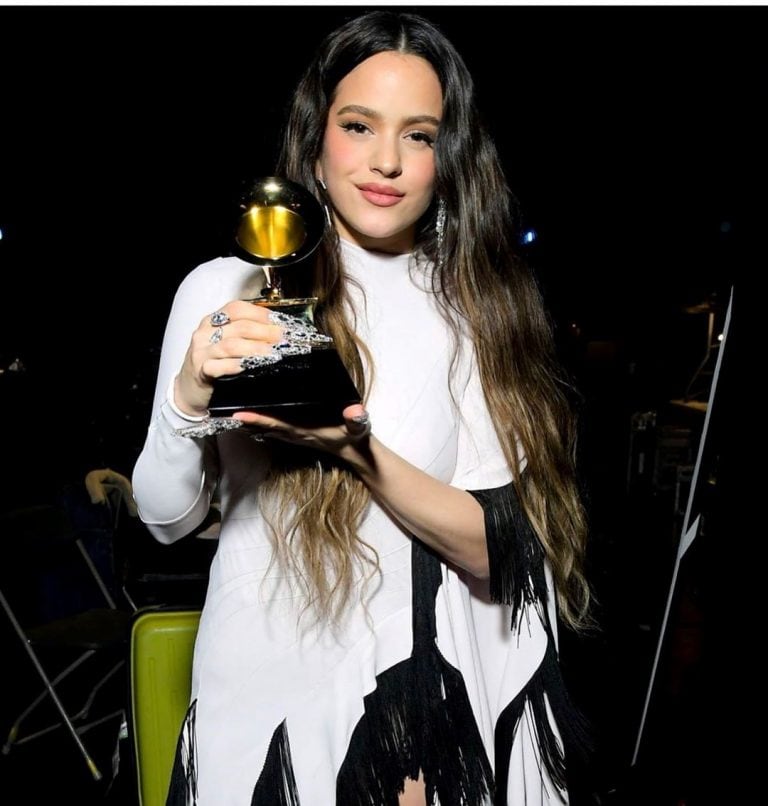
[{"xmin": 370, "ymin": 135, "xmax": 402, "ymax": 178}]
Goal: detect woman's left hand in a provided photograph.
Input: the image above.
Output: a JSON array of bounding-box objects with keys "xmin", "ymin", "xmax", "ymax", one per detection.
[
  {"xmin": 232, "ymin": 403, "xmax": 371, "ymax": 455},
  {"xmin": 236, "ymin": 403, "xmax": 489, "ymax": 578}
]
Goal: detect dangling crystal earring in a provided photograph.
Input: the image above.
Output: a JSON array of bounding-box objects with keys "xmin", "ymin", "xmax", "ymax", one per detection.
[
  {"xmin": 317, "ymin": 177, "xmax": 332, "ymax": 227},
  {"xmin": 435, "ymin": 198, "xmax": 447, "ymax": 262}
]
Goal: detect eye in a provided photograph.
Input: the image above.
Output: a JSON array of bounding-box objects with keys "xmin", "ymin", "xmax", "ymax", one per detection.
[
  {"xmin": 406, "ymin": 131, "xmax": 436, "ymax": 148},
  {"xmin": 340, "ymin": 121, "xmax": 371, "ymax": 135}
]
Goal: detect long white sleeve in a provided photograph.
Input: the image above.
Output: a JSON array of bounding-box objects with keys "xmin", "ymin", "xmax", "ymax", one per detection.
[{"xmin": 132, "ymin": 255, "xmax": 263, "ymax": 543}]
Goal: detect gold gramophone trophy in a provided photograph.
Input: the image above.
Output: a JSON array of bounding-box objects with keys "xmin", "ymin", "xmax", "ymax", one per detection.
[{"xmin": 207, "ymin": 177, "xmax": 361, "ymax": 423}]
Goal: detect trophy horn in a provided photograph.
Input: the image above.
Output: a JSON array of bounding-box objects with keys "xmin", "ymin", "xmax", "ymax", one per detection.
[{"xmin": 234, "ymin": 177, "xmax": 326, "ymax": 301}]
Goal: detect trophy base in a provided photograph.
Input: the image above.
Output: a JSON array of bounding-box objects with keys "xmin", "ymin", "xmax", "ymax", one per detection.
[{"xmin": 208, "ymin": 348, "xmax": 361, "ymax": 425}]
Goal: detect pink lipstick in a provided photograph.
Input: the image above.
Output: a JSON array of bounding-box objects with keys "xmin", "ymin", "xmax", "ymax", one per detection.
[{"xmin": 357, "ymin": 183, "xmax": 404, "ymax": 207}]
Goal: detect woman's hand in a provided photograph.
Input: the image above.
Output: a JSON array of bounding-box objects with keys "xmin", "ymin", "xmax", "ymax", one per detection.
[
  {"xmin": 235, "ymin": 404, "xmax": 488, "ymax": 577},
  {"xmin": 173, "ymin": 301, "xmax": 285, "ymax": 417},
  {"xmin": 232, "ymin": 404, "xmax": 372, "ymax": 455}
]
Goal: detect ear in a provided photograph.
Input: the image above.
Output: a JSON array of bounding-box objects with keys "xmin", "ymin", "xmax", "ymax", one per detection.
[{"xmin": 315, "ymin": 158, "xmax": 326, "ymax": 190}]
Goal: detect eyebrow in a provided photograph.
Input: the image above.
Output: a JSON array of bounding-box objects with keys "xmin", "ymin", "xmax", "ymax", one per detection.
[{"xmin": 336, "ymin": 104, "xmax": 440, "ymax": 127}]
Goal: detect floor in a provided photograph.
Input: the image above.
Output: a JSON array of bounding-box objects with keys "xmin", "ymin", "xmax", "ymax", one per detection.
[
  {"xmin": 0, "ymin": 647, "xmax": 137, "ymax": 804},
  {"xmin": 0, "ymin": 539, "xmax": 212, "ymax": 804}
]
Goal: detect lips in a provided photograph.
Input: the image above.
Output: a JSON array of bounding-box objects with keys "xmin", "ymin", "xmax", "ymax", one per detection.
[{"xmin": 357, "ymin": 183, "xmax": 405, "ymax": 207}]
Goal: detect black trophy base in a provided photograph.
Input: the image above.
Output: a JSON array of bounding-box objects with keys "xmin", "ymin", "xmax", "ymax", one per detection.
[{"xmin": 208, "ymin": 348, "xmax": 361, "ymax": 425}]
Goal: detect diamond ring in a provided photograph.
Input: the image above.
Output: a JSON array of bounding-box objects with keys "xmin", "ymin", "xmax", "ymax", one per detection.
[
  {"xmin": 210, "ymin": 310, "xmax": 230, "ymax": 327},
  {"xmin": 210, "ymin": 327, "xmax": 224, "ymax": 344}
]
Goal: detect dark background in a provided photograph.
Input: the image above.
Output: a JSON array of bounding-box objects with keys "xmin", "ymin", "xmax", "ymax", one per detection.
[
  {"xmin": 0, "ymin": 4, "xmax": 756, "ymax": 804},
  {"xmin": 0, "ymin": 4, "xmax": 753, "ymax": 479},
  {"xmin": 0, "ymin": 5, "xmax": 754, "ymax": 367}
]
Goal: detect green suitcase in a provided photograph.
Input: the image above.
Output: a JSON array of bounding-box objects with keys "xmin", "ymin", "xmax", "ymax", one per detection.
[{"xmin": 130, "ymin": 609, "xmax": 200, "ymax": 806}]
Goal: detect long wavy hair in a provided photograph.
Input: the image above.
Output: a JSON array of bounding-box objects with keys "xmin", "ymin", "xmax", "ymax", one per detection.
[{"xmin": 264, "ymin": 10, "xmax": 590, "ymax": 629}]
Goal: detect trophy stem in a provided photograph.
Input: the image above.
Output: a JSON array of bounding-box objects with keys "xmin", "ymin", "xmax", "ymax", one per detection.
[
  {"xmin": 260, "ymin": 266, "xmax": 282, "ymax": 301},
  {"xmin": 250, "ymin": 295, "xmax": 319, "ymax": 324}
]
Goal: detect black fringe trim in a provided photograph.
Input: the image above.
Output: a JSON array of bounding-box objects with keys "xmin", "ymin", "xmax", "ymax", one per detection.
[
  {"xmin": 336, "ymin": 540, "xmax": 493, "ymax": 805},
  {"xmin": 469, "ymin": 482, "xmax": 592, "ymax": 802},
  {"xmin": 166, "ymin": 699, "xmax": 198, "ymax": 806},
  {"xmin": 494, "ymin": 641, "xmax": 591, "ymax": 805},
  {"xmin": 468, "ymin": 483, "xmax": 547, "ymax": 629},
  {"xmin": 251, "ymin": 720, "xmax": 301, "ymax": 806},
  {"xmin": 336, "ymin": 651, "xmax": 493, "ymax": 805}
]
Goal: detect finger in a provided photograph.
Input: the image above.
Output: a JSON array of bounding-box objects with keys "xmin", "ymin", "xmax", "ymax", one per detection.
[
  {"xmin": 202, "ymin": 319, "xmax": 283, "ymax": 353},
  {"xmin": 230, "ymin": 411, "xmax": 274, "ymax": 426},
  {"xmin": 201, "ymin": 353, "xmax": 276, "ymax": 380},
  {"xmin": 209, "ymin": 337, "xmax": 284, "ymax": 359},
  {"xmin": 343, "ymin": 404, "xmax": 371, "ymax": 436},
  {"xmin": 197, "ymin": 300, "xmax": 275, "ymax": 332},
  {"xmin": 230, "ymin": 411, "xmax": 297, "ymax": 442},
  {"xmin": 225, "ymin": 320, "xmax": 284, "ymax": 344},
  {"xmin": 227, "ymin": 300, "xmax": 277, "ymax": 323},
  {"xmin": 198, "ymin": 303, "xmax": 234, "ymax": 331}
]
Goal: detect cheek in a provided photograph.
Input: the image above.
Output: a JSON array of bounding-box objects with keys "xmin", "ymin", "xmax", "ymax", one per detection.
[
  {"xmin": 411, "ymin": 157, "xmax": 437, "ymax": 198},
  {"xmin": 321, "ymin": 128, "xmax": 358, "ymax": 174}
]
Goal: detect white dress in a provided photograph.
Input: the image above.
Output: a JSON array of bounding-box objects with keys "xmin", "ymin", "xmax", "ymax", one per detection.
[{"xmin": 132, "ymin": 239, "xmax": 574, "ymax": 805}]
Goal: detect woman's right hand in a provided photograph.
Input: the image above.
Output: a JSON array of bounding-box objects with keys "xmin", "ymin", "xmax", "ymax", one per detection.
[{"xmin": 173, "ymin": 300, "xmax": 285, "ymax": 417}]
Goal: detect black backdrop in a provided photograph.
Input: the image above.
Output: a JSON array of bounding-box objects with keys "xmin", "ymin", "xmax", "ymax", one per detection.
[
  {"xmin": 0, "ymin": 5, "xmax": 756, "ymax": 800},
  {"xmin": 1, "ymin": 2, "xmax": 756, "ymax": 499},
  {"xmin": 1, "ymin": 5, "xmax": 756, "ymax": 352}
]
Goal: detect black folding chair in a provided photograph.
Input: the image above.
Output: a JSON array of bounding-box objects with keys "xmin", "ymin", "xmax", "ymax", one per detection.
[{"xmin": 0, "ymin": 498, "xmax": 133, "ymax": 781}]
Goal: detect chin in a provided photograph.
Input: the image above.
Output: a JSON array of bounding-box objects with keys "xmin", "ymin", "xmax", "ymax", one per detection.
[
  {"xmin": 344, "ymin": 219, "xmax": 417, "ymax": 250},
  {"xmin": 354, "ymin": 230, "xmax": 414, "ymax": 253}
]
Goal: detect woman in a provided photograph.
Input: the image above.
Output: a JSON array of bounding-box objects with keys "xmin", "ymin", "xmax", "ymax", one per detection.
[{"xmin": 133, "ymin": 11, "xmax": 590, "ymax": 806}]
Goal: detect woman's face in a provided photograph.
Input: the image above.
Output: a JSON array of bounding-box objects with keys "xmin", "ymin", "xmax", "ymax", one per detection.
[{"xmin": 317, "ymin": 51, "xmax": 442, "ymax": 254}]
